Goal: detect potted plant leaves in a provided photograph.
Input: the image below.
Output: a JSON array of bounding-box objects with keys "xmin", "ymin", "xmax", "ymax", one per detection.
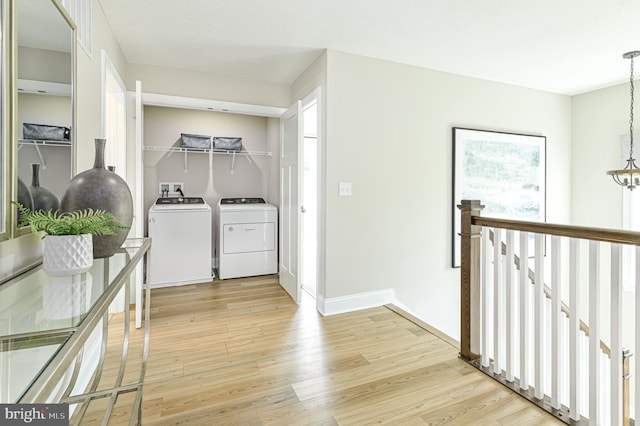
[{"xmin": 13, "ymin": 202, "xmax": 129, "ymax": 275}]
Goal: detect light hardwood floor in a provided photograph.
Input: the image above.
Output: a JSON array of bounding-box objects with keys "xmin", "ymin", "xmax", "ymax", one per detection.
[{"xmin": 90, "ymin": 275, "xmax": 563, "ymax": 425}]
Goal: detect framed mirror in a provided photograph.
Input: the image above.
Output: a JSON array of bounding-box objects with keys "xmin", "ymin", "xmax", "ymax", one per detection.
[
  {"xmin": 0, "ymin": 0, "xmax": 9, "ymax": 240},
  {"xmin": 12, "ymin": 0, "xmax": 75, "ymax": 236}
]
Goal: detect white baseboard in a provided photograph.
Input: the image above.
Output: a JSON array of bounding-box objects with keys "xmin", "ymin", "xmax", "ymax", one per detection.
[
  {"xmin": 319, "ymin": 288, "xmax": 395, "ymax": 316},
  {"xmin": 387, "ymin": 300, "xmax": 460, "ymax": 349}
]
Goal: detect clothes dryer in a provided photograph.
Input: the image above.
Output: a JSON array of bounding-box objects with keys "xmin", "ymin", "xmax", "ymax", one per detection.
[{"xmin": 216, "ymin": 198, "xmax": 278, "ymax": 279}]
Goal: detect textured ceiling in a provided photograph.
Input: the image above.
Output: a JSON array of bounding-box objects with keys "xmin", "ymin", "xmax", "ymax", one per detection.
[{"xmin": 99, "ymin": 0, "xmax": 640, "ymax": 95}]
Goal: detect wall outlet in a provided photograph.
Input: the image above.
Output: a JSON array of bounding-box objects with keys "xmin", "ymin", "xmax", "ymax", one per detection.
[
  {"xmin": 172, "ymin": 183, "xmax": 184, "ymax": 194},
  {"xmin": 159, "ymin": 182, "xmax": 185, "ymax": 196},
  {"xmin": 339, "ymin": 182, "xmax": 352, "ymax": 196},
  {"xmin": 159, "ymin": 183, "xmax": 170, "ymax": 195}
]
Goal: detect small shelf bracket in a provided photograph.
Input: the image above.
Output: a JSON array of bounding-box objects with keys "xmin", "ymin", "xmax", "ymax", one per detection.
[
  {"xmin": 33, "ymin": 143, "xmax": 46, "ymax": 169},
  {"xmin": 230, "ymin": 151, "xmax": 237, "ymax": 174}
]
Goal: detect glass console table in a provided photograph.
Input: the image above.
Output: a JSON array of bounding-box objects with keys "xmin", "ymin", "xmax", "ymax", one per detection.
[{"xmin": 0, "ymin": 238, "xmax": 151, "ymax": 425}]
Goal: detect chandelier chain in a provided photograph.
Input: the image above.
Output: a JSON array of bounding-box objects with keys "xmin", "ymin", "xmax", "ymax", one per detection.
[{"xmin": 630, "ymin": 54, "xmax": 635, "ymax": 157}]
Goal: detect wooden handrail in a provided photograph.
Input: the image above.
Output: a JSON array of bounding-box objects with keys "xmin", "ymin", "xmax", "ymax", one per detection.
[{"xmin": 474, "ymin": 216, "xmax": 640, "ymax": 246}]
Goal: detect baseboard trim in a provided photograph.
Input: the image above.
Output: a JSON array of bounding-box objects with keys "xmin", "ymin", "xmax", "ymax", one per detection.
[
  {"xmin": 320, "ymin": 289, "xmax": 395, "ymax": 316},
  {"xmin": 385, "ymin": 303, "xmax": 460, "ymax": 350}
]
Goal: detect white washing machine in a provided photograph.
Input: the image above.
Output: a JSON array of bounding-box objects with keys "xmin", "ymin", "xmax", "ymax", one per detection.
[
  {"xmin": 148, "ymin": 197, "xmax": 213, "ymax": 288},
  {"xmin": 216, "ymin": 198, "xmax": 278, "ymax": 279}
]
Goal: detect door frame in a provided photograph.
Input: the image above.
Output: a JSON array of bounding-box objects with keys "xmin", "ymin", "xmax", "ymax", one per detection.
[{"xmin": 300, "ymin": 87, "xmax": 326, "ymax": 314}]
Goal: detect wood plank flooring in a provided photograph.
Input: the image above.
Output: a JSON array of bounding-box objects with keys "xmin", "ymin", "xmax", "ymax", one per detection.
[{"xmin": 90, "ymin": 275, "xmax": 563, "ymax": 425}]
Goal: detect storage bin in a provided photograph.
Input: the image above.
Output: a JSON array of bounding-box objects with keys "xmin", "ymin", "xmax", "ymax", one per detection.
[
  {"xmin": 213, "ymin": 137, "xmax": 242, "ymax": 151},
  {"xmin": 23, "ymin": 123, "xmax": 70, "ymax": 142},
  {"xmin": 181, "ymin": 133, "xmax": 212, "ymax": 149}
]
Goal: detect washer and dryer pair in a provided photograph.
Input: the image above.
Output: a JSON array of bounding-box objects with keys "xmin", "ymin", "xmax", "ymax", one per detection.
[
  {"xmin": 147, "ymin": 196, "xmax": 278, "ymax": 287},
  {"xmin": 216, "ymin": 198, "xmax": 278, "ymax": 280}
]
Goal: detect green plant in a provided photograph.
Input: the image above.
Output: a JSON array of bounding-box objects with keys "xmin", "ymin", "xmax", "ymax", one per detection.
[{"xmin": 12, "ymin": 201, "xmax": 129, "ymax": 237}]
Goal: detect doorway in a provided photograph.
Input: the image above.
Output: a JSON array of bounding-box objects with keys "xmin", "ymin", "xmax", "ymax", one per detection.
[{"xmin": 301, "ymin": 97, "xmax": 319, "ymax": 299}]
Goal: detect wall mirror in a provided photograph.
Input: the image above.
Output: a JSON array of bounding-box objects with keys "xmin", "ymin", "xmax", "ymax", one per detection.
[
  {"xmin": 14, "ymin": 0, "xmax": 75, "ymax": 235},
  {"xmin": 0, "ymin": 0, "xmax": 9, "ymax": 239}
]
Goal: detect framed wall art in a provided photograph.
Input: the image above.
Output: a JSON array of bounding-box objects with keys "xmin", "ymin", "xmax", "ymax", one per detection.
[{"xmin": 452, "ymin": 127, "xmax": 546, "ymax": 268}]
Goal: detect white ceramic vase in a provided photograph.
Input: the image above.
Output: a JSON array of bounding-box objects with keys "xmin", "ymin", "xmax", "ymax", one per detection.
[{"xmin": 43, "ymin": 234, "xmax": 94, "ymax": 276}]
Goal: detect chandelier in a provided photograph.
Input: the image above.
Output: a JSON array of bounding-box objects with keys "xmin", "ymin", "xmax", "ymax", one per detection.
[{"xmin": 607, "ymin": 51, "xmax": 640, "ymax": 190}]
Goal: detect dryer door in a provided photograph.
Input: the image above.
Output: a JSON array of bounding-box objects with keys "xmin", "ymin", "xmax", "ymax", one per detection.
[{"xmin": 223, "ymin": 222, "xmax": 275, "ymax": 254}]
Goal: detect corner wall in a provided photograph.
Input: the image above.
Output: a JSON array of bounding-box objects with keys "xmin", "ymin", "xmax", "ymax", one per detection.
[{"xmin": 324, "ymin": 50, "xmax": 572, "ymax": 339}]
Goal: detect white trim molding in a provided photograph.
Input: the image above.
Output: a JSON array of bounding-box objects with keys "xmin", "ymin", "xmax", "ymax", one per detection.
[
  {"xmin": 319, "ymin": 288, "xmax": 395, "ymax": 316},
  {"xmin": 138, "ymin": 92, "xmax": 286, "ymax": 118}
]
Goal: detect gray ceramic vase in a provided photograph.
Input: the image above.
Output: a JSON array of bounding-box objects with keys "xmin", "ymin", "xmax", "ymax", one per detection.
[
  {"xmin": 17, "ymin": 177, "xmax": 33, "ymax": 210},
  {"xmin": 60, "ymin": 138, "xmax": 133, "ymax": 258},
  {"xmin": 17, "ymin": 177, "xmax": 34, "ymax": 223},
  {"xmin": 29, "ymin": 163, "xmax": 60, "ymax": 212}
]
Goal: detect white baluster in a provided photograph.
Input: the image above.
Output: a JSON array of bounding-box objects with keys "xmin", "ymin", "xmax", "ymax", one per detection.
[
  {"xmin": 610, "ymin": 244, "xmax": 622, "ymax": 425},
  {"xmin": 506, "ymin": 230, "xmax": 515, "ymax": 382},
  {"xmin": 481, "ymin": 227, "xmax": 490, "ymax": 368},
  {"xmin": 589, "ymin": 241, "xmax": 600, "ymax": 425},
  {"xmin": 519, "ymin": 231, "xmax": 529, "ymax": 390},
  {"xmin": 551, "ymin": 236, "xmax": 561, "ymax": 409},
  {"xmin": 569, "ymin": 238, "xmax": 581, "ymax": 421},
  {"xmin": 534, "ymin": 233, "xmax": 545, "ymax": 400},
  {"xmin": 635, "ymin": 245, "xmax": 640, "ymax": 425},
  {"xmin": 493, "ymin": 228, "xmax": 502, "ymax": 375}
]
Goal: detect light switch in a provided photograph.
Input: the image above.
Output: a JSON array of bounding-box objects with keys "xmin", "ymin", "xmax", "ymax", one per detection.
[{"xmin": 339, "ymin": 182, "xmax": 352, "ymax": 196}]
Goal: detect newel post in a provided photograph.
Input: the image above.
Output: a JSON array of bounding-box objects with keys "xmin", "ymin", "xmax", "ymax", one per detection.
[{"xmin": 458, "ymin": 200, "xmax": 484, "ymax": 360}]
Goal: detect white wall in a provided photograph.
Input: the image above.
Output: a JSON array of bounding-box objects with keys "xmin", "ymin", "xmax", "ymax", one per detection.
[
  {"xmin": 323, "ymin": 50, "xmax": 572, "ymax": 340},
  {"xmin": 18, "ymin": 47, "xmax": 71, "ymax": 84},
  {"xmin": 572, "ymin": 82, "xmax": 628, "ymax": 228}
]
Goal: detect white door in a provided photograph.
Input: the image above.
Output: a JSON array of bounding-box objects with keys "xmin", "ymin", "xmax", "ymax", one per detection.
[
  {"xmin": 301, "ymin": 98, "xmax": 319, "ymax": 298},
  {"xmin": 279, "ymin": 101, "xmax": 302, "ymax": 302}
]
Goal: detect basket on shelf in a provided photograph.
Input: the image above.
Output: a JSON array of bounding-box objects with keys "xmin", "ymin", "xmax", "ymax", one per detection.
[
  {"xmin": 213, "ymin": 137, "xmax": 242, "ymax": 151},
  {"xmin": 180, "ymin": 133, "xmax": 212, "ymax": 149}
]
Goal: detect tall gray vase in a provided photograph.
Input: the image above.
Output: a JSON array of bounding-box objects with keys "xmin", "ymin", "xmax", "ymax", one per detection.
[
  {"xmin": 17, "ymin": 177, "xmax": 33, "ymax": 210},
  {"xmin": 60, "ymin": 138, "xmax": 133, "ymax": 258},
  {"xmin": 17, "ymin": 177, "xmax": 33, "ymax": 223},
  {"xmin": 29, "ymin": 163, "xmax": 60, "ymax": 212}
]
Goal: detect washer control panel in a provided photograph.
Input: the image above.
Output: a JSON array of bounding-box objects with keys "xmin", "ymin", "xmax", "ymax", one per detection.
[{"xmin": 220, "ymin": 197, "xmax": 266, "ymax": 205}]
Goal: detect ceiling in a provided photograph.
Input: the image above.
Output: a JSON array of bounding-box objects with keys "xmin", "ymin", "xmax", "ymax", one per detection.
[{"xmin": 99, "ymin": 0, "xmax": 640, "ymax": 96}]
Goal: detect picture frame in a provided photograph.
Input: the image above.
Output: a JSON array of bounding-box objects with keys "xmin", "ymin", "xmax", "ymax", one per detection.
[{"xmin": 452, "ymin": 127, "xmax": 546, "ymax": 268}]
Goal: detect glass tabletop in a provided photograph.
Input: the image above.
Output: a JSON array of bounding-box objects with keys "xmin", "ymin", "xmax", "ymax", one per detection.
[
  {"xmin": 0, "ymin": 239, "xmax": 148, "ymax": 337},
  {"xmin": 0, "ymin": 333, "xmax": 71, "ymax": 402},
  {"xmin": 0, "ymin": 238, "xmax": 150, "ymax": 403}
]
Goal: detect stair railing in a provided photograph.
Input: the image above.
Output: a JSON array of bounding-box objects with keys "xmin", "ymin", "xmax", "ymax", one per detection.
[{"xmin": 459, "ymin": 200, "xmax": 640, "ymax": 426}]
